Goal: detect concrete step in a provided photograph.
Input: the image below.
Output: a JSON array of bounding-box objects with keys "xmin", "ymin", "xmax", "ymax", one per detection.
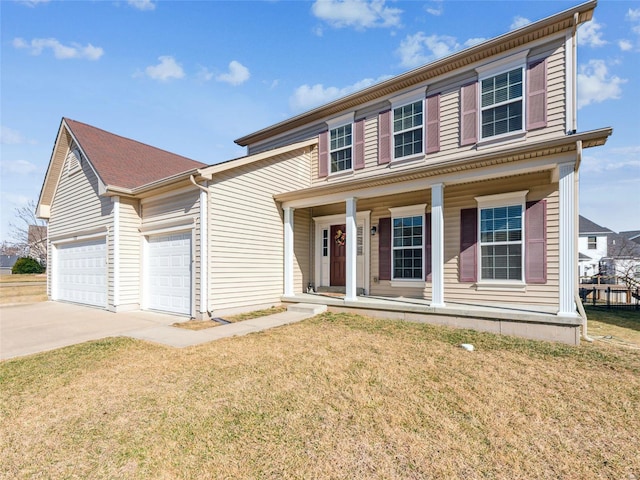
[{"xmin": 287, "ymin": 303, "xmax": 328, "ymax": 315}]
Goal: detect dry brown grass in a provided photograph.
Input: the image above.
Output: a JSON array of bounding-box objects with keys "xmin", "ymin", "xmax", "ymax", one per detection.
[
  {"xmin": 0, "ymin": 274, "xmax": 46, "ymax": 283},
  {"xmin": 0, "ymin": 284, "xmax": 47, "ymax": 305},
  {"xmin": 1, "ymin": 311, "xmax": 639, "ymax": 479},
  {"xmin": 173, "ymin": 306, "xmax": 287, "ymax": 330}
]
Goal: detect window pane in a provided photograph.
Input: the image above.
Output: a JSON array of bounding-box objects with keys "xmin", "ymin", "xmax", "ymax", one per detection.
[
  {"xmin": 479, "ymin": 205, "xmax": 523, "ymax": 280},
  {"xmin": 392, "ymin": 215, "xmax": 423, "ymax": 279},
  {"xmin": 480, "ymin": 68, "xmax": 524, "ymax": 139}
]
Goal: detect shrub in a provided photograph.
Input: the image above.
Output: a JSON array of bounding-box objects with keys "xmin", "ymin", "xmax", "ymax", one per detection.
[{"xmin": 12, "ymin": 257, "xmax": 45, "ymax": 274}]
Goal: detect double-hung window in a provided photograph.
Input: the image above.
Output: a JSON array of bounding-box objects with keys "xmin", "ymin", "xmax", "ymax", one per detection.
[
  {"xmin": 391, "ymin": 91, "xmax": 424, "ymax": 161},
  {"xmin": 587, "ymin": 236, "xmax": 597, "ymax": 250},
  {"xmin": 389, "ymin": 205, "xmax": 426, "ymax": 281},
  {"xmin": 480, "ymin": 67, "xmax": 524, "ymax": 139},
  {"xmin": 329, "ymin": 123, "xmax": 352, "ymax": 173},
  {"xmin": 476, "ymin": 191, "xmax": 527, "ymax": 282}
]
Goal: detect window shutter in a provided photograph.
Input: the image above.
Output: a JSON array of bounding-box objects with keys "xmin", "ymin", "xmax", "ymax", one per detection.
[
  {"xmin": 426, "ymin": 94, "xmax": 440, "ymax": 154},
  {"xmin": 378, "ymin": 217, "xmax": 391, "ymax": 280},
  {"xmin": 378, "ymin": 110, "xmax": 391, "ymax": 165},
  {"xmin": 318, "ymin": 130, "xmax": 328, "ymax": 178},
  {"xmin": 424, "ymin": 213, "xmax": 432, "ymax": 281},
  {"xmin": 527, "ymin": 59, "xmax": 547, "ymax": 130},
  {"xmin": 354, "ymin": 118, "xmax": 365, "ymax": 170},
  {"xmin": 460, "ymin": 82, "xmax": 478, "ymax": 146},
  {"xmin": 525, "ymin": 200, "xmax": 547, "ymax": 283},
  {"xmin": 459, "ymin": 208, "xmax": 477, "ymax": 282}
]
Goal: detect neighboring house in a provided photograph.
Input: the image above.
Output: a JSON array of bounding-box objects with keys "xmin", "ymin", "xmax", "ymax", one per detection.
[
  {"xmin": 578, "ymin": 215, "xmax": 611, "ymax": 278},
  {"xmin": 0, "ymin": 255, "xmax": 20, "ymax": 276},
  {"xmin": 37, "ymin": 1, "xmax": 612, "ymax": 345},
  {"xmin": 620, "ymin": 230, "xmax": 640, "ymax": 245}
]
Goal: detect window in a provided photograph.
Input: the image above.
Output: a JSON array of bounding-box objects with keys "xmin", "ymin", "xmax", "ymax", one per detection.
[
  {"xmin": 392, "ymin": 215, "xmax": 423, "ymax": 280},
  {"xmin": 393, "ymin": 100, "xmax": 423, "ymax": 160},
  {"xmin": 587, "ymin": 236, "xmax": 597, "ymax": 250},
  {"xmin": 480, "ymin": 205, "xmax": 523, "ymax": 280},
  {"xmin": 322, "ymin": 229, "xmax": 328, "ymax": 257},
  {"xmin": 329, "ymin": 124, "xmax": 352, "ymax": 173},
  {"xmin": 481, "ymin": 67, "xmax": 523, "ymax": 139}
]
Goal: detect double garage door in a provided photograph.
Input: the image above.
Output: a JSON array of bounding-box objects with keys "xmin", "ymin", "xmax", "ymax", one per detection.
[{"xmin": 55, "ymin": 232, "xmax": 192, "ymax": 315}]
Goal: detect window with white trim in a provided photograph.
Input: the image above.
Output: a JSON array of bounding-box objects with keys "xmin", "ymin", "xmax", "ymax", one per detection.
[
  {"xmin": 389, "ymin": 205, "xmax": 426, "ymax": 280},
  {"xmin": 480, "ymin": 67, "xmax": 524, "ymax": 139},
  {"xmin": 393, "ymin": 100, "xmax": 423, "ymax": 160},
  {"xmin": 329, "ymin": 123, "xmax": 352, "ymax": 173},
  {"xmin": 587, "ymin": 236, "xmax": 597, "ymax": 249},
  {"xmin": 480, "ymin": 205, "xmax": 523, "ymax": 280}
]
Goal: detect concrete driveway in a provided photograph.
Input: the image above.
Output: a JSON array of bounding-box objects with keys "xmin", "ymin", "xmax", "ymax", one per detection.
[{"xmin": 0, "ymin": 301, "xmax": 182, "ymax": 361}]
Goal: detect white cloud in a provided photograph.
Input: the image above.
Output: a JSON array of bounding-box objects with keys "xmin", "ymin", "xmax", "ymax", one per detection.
[
  {"xmin": 197, "ymin": 66, "xmax": 214, "ymax": 82},
  {"xmin": 577, "ymin": 59, "xmax": 626, "ymax": 109},
  {"xmin": 618, "ymin": 39, "xmax": 633, "ymax": 51},
  {"xmin": 396, "ymin": 32, "xmax": 460, "ymax": 68},
  {"xmin": 627, "ymin": 8, "xmax": 640, "ymax": 22},
  {"xmin": 425, "ymin": 0, "xmax": 443, "ymax": 16},
  {"xmin": 216, "ymin": 61, "xmax": 250, "ymax": 86},
  {"xmin": 144, "ymin": 56, "xmax": 185, "ymax": 81},
  {"xmin": 128, "ymin": 0, "xmax": 155, "ymax": 11},
  {"xmin": 290, "ymin": 75, "xmax": 391, "ymax": 112},
  {"xmin": 510, "ymin": 16, "xmax": 531, "ymax": 30},
  {"xmin": 464, "ymin": 37, "xmax": 486, "ymax": 48},
  {"xmin": 311, "ymin": 0, "xmax": 402, "ymax": 30},
  {"xmin": 12, "ymin": 37, "xmax": 103, "ymax": 60},
  {"xmin": 1, "ymin": 126, "xmax": 26, "ymax": 145},
  {"xmin": 0, "ymin": 160, "xmax": 38, "ymax": 175},
  {"xmin": 578, "ymin": 18, "xmax": 607, "ymax": 47},
  {"xmin": 17, "ymin": 0, "xmax": 49, "ymax": 6},
  {"xmin": 581, "ymin": 148, "xmax": 640, "ymax": 174}
]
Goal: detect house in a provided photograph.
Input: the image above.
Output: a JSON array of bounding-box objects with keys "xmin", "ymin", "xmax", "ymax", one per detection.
[
  {"xmin": 37, "ymin": 0, "xmax": 612, "ymax": 345},
  {"xmin": 578, "ymin": 215, "xmax": 611, "ymax": 279},
  {"xmin": 0, "ymin": 255, "xmax": 20, "ymax": 276}
]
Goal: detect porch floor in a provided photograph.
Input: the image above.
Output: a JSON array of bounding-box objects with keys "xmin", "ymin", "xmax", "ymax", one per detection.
[{"xmin": 282, "ymin": 293, "xmax": 581, "ymax": 327}]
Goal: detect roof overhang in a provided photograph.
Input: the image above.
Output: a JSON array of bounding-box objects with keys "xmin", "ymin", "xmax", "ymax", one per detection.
[
  {"xmin": 274, "ymin": 128, "xmax": 611, "ymax": 208},
  {"xmin": 235, "ymin": 0, "xmax": 597, "ymax": 147}
]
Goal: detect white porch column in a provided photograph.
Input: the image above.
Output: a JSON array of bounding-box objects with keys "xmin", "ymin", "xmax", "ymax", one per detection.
[
  {"xmin": 284, "ymin": 206, "xmax": 295, "ymax": 296},
  {"xmin": 558, "ymin": 162, "xmax": 578, "ymax": 316},
  {"xmin": 431, "ymin": 184, "xmax": 445, "ymax": 307},
  {"xmin": 345, "ymin": 197, "xmax": 358, "ymax": 302}
]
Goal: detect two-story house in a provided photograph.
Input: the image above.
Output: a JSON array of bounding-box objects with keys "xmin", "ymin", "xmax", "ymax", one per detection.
[
  {"xmin": 578, "ymin": 215, "xmax": 611, "ymax": 279},
  {"xmin": 37, "ymin": 1, "xmax": 611, "ymax": 345}
]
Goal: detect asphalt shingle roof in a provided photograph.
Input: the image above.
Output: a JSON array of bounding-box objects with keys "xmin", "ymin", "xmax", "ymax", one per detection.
[{"xmin": 579, "ymin": 215, "xmax": 612, "ymax": 235}]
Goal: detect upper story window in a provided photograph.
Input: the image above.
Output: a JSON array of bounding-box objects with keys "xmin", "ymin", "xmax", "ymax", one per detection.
[
  {"xmin": 587, "ymin": 236, "xmax": 597, "ymax": 249},
  {"xmin": 393, "ymin": 100, "xmax": 423, "ymax": 160},
  {"xmin": 480, "ymin": 67, "xmax": 523, "ymax": 139},
  {"xmin": 329, "ymin": 123, "xmax": 352, "ymax": 173}
]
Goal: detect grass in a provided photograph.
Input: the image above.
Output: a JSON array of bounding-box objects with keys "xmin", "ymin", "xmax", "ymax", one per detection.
[
  {"xmin": 173, "ymin": 306, "xmax": 287, "ymax": 330},
  {"xmin": 586, "ymin": 306, "xmax": 640, "ymax": 347},
  {"xmin": 0, "ymin": 274, "xmax": 46, "ymax": 283},
  {"xmin": 1, "ymin": 309, "xmax": 639, "ymax": 479}
]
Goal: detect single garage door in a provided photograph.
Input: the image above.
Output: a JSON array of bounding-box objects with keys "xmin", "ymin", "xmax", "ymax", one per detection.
[
  {"xmin": 56, "ymin": 238, "xmax": 107, "ymax": 308},
  {"xmin": 147, "ymin": 232, "xmax": 192, "ymax": 315}
]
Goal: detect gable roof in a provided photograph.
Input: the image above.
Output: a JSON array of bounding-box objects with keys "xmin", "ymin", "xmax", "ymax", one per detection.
[
  {"xmin": 64, "ymin": 118, "xmax": 205, "ymax": 190},
  {"xmin": 620, "ymin": 230, "xmax": 640, "ymax": 242},
  {"xmin": 235, "ymin": 0, "xmax": 597, "ymax": 148},
  {"xmin": 579, "ymin": 215, "xmax": 612, "ymax": 235}
]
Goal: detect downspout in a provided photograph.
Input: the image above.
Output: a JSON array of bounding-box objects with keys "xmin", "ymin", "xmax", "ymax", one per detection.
[{"xmin": 190, "ymin": 175, "xmax": 210, "ymax": 319}]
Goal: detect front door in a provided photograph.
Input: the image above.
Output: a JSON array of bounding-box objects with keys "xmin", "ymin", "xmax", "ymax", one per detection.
[{"xmin": 330, "ymin": 224, "xmax": 346, "ymax": 286}]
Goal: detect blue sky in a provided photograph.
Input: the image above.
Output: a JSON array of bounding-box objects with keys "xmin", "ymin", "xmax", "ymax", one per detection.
[{"xmin": 1, "ymin": 0, "xmax": 639, "ymax": 242}]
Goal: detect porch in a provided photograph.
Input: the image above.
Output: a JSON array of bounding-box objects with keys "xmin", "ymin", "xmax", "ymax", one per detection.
[{"xmin": 282, "ymin": 292, "xmax": 583, "ymax": 345}]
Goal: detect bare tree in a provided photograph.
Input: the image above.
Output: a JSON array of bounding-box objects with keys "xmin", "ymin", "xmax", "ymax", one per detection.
[
  {"xmin": 8, "ymin": 200, "xmax": 48, "ymax": 264},
  {"xmin": 603, "ymin": 233, "xmax": 640, "ymax": 289}
]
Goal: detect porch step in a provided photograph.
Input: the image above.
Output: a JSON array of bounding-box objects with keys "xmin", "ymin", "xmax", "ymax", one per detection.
[{"xmin": 287, "ymin": 303, "xmax": 328, "ymax": 315}]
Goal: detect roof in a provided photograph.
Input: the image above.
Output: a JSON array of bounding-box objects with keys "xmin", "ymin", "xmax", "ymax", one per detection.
[
  {"xmin": 64, "ymin": 118, "xmax": 206, "ymax": 190},
  {"xmin": 620, "ymin": 230, "xmax": 640, "ymax": 242},
  {"xmin": 579, "ymin": 215, "xmax": 612, "ymax": 235},
  {"xmin": 0, "ymin": 255, "xmax": 20, "ymax": 269},
  {"xmin": 235, "ymin": 0, "xmax": 597, "ymax": 147},
  {"xmin": 607, "ymin": 232, "xmax": 640, "ymax": 259},
  {"xmin": 579, "ymin": 252, "xmax": 592, "ymax": 261}
]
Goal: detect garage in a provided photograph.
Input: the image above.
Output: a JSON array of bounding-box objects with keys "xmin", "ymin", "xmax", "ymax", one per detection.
[
  {"xmin": 146, "ymin": 232, "xmax": 192, "ymax": 315},
  {"xmin": 55, "ymin": 238, "xmax": 107, "ymax": 308}
]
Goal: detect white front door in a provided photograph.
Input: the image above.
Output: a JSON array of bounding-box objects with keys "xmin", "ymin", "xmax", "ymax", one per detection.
[
  {"xmin": 55, "ymin": 238, "xmax": 107, "ymax": 308},
  {"xmin": 146, "ymin": 232, "xmax": 192, "ymax": 315}
]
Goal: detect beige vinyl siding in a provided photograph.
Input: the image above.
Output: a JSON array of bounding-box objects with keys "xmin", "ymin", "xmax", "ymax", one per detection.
[
  {"xmin": 118, "ymin": 197, "xmax": 141, "ymax": 308},
  {"xmin": 208, "ymin": 150, "xmax": 311, "ymax": 312},
  {"xmin": 141, "ymin": 189, "xmax": 200, "ymax": 312}
]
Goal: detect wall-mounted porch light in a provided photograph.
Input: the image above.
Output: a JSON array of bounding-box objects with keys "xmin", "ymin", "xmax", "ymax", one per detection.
[{"xmin": 370, "ymin": 226, "xmax": 377, "ymax": 236}]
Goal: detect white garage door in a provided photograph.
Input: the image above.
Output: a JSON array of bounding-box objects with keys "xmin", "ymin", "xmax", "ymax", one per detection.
[
  {"xmin": 147, "ymin": 232, "xmax": 192, "ymax": 315},
  {"xmin": 56, "ymin": 238, "xmax": 107, "ymax": 308}
]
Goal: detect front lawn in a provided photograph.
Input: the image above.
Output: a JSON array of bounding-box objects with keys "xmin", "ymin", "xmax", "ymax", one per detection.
[{"xmin": 1, "ymin": 311, "xmax": 639, "ymax": 479}]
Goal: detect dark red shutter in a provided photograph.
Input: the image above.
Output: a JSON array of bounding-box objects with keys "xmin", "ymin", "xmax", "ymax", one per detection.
[
  {"xmin": 424, "ymin": 213, "xmax": 432, "ymax": 281},
  {"xmin": 459, "ymin": 208, "xmax": 477, "ymax": 282},
  {"xmin": 525, "ymin": 200, "xmax": 547, "ymax": 283},
  {"xmin": 378, "ymin": 110, "xmax": 391, "ymax": 165},
  {"xmin": 318, "ymin": 130, "xmax": 328, "ymax": 178},
  {"xmin": 526, "ymin": 59, "xmax": 547, "ymax": 131},
  {"xmin": 426, "ymin": 94, "xmax": 440, "ymax": 154},
  {"xmin": 354, "ymin": 118, "xmax": 365, "ymax": 170},
  {"xmin": 460, "ymin": 82, "xmax": 478, "ymax": 146},
  {"xmin": 378, "ymin": 217, "xmax": 391, "ymax": 280}
]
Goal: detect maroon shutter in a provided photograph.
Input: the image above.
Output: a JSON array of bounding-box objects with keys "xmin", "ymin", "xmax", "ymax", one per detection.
[
  {"xmin": 378, "ymin": 217, "xmax": 391, "ymax": 280},
  {"xmin": 527, "ymin": 59, "xmax": 547, "ymax": 130},
  {"xmin": 426, "ymin": 94, "xmax": 440, "ymax": 154},
  {"xmin": 459, "ymin": 208, "xmax": 477, "ymax": 282},
  {"xmin": 460, "ymin": 82, "xmax": 478, "ymax": 146},
  {"xmin": 525, "ymin": 200, "xmax": 547, "ymax": 283},
  {"xmin": 378, "ymin": 109, "xmax": 391, "ymax": 165},
  {"xmin": 354, "ymin": 118, "xmax": 365, "ymax": 170},
  {"xmin": 318, "ymin": 130, "xmax": 328, "ymax": 178},
  {"xmin": 424, "ymin": 213, "xmax": 432, "ymax": 282}
]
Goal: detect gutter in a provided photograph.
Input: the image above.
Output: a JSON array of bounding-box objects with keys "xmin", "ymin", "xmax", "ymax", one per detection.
[{"xmin": 103, "ymin": 168, "xmax": 202, "ymax": 197}]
